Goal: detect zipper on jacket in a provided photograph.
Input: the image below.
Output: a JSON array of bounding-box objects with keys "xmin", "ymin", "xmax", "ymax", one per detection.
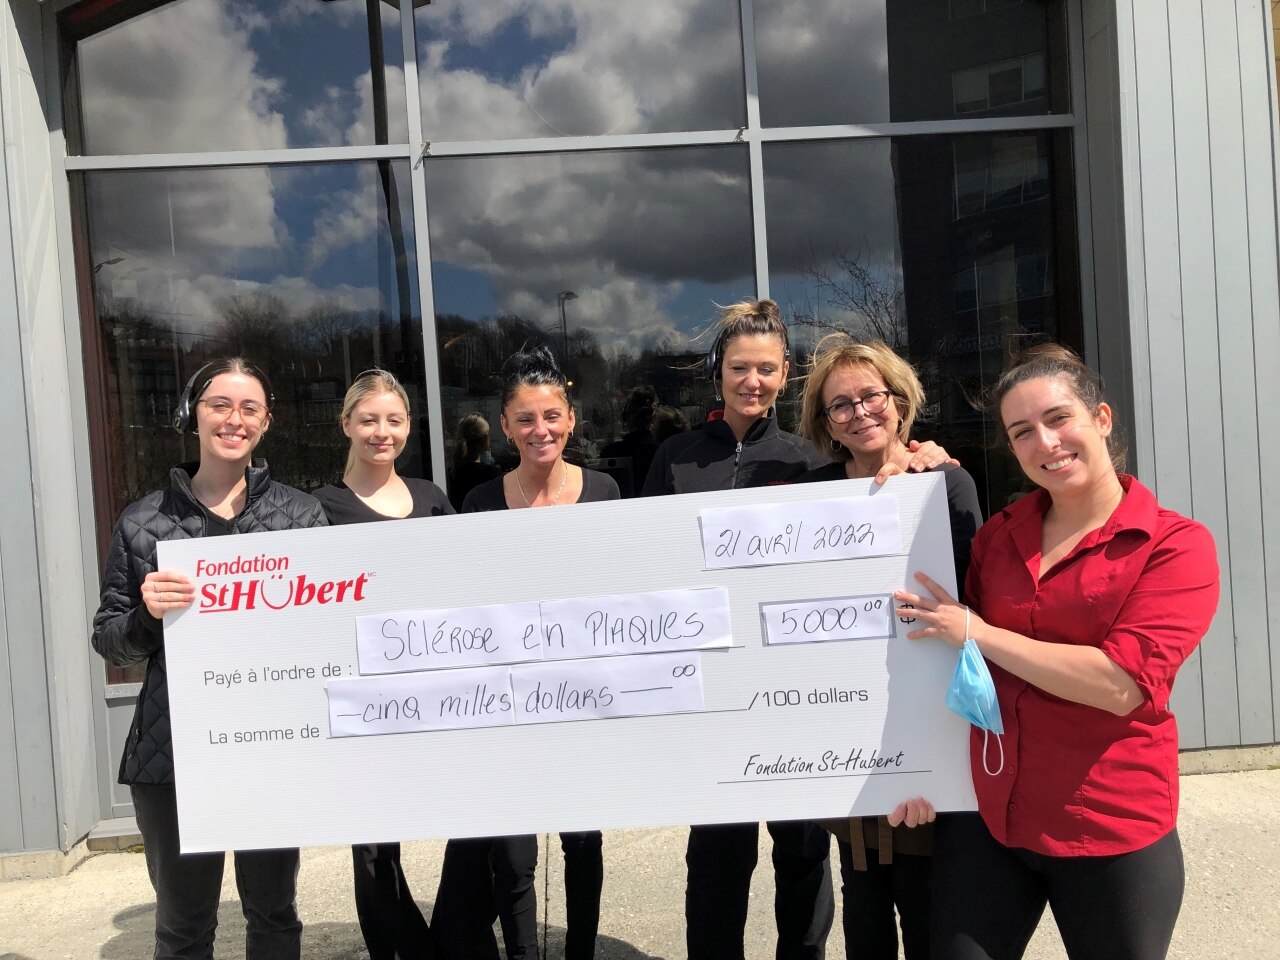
[{"xmin": 731, "ymin": 441, "xmax": 743, "ymax": 489}]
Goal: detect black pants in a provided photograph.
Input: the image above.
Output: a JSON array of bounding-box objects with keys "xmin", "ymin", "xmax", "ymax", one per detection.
[
  {"xmin": 352, "ymin": 842, "xmax": 433, "ymax": 960},
  {"xmin": 432, "ymin": 831, "xmax": 603, "ymax": 960},
  {"xmin": 685, "ymin": 820, "xmax": 834, "ymax": 960},
  {"xmin": 834, "ymin": 839, "xmax": 930, "ymax": 960},
  {"xmin": 131, "ymin": 783, "xmax": 301, "ymax": 960},
  {"xmin": 931, "ymin": 813, "xmax": 1184, "ymax": 960}
]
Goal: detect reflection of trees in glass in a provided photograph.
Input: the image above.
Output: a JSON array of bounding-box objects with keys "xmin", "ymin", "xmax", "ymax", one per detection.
[
  {"xmin": 788, "ymin": 244, "xmax": 906, "ymax": 350},
  {"xmin": 435, "ymin": 309, "xmax": 716, "ymax": 458}
]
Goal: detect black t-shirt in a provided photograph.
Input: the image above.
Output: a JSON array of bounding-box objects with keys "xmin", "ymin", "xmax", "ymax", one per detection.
[
  {"xmin": 461, "ymin": 468, "xmax": 621, "ymax": 513},
  {"xmin": 448, "ymin": 460, "xmax": 502, "ymax": 512},
  {"xmin": 312, "ymin": 476, "xmax": 454, "ymax": 524}
]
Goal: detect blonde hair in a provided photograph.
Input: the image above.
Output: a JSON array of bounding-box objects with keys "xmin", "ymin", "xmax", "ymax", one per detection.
[
  {"xmin": 706, "ymin": 298, "xmax": 790, "ymax": 375},
  {"xmin": 340, "ymin": 369, "xmax": 411, "ymax": 476},
  {"xmin": 799, "ymin": 334, "xmax": 924, "ymax": 463}
]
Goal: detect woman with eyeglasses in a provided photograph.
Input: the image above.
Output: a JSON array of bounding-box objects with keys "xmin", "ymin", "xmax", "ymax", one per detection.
[
  {"xmin": 91, "ymin": 357, "xmax": 328, "ymax": 960},
  {"xmin": 641, "ymin": 301, "xmax": 951, "ymax": 960},
  {"xmin": 897, "ymin": 343, "xmax": 1218, "ymax": 960},
  {"xmin": 432, "ymin": 345, "xmax": 618, "ymax": 960},
  {"xmin": 797, "ymin": 334, "xmax": 982, "ymax": 960},
  {"xmin": 312, "ymin": 369, "xmax": 452, "ymax": 960}
]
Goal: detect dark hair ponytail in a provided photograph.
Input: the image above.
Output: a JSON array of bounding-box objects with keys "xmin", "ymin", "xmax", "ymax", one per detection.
[
  {"xmin": 500, "ymin": 345, "xmax": 569, "ymax": 411},
  {"xmin": 987, "ymin": 341, "xmax": 1127, "ymax": 472}
]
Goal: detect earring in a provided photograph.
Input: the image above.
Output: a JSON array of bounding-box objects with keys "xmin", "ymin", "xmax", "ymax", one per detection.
[{"xmin": 830, "ymin": 437, "xmax": 842, "ymax": 452}]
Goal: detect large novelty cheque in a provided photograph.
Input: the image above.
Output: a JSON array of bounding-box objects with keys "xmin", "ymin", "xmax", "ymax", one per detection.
[{"xmin": 159, "ymin": 473, "xmax": 976, "ymax": 853}]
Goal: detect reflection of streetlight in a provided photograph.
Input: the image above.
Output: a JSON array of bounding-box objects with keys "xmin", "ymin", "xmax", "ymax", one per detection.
[{"xmin": 558, "ymin": 290, "xmax": 578, "ymax": 369}]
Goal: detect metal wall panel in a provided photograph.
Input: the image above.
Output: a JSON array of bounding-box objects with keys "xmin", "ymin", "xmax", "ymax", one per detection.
[
  {"xmin": 1117, "ymin": 0, "xmax": 1208, "ymax": 745},
  {"xmin": 1238, "ymin": 0, "xmax": 1280, "ymax": 742},
  {"xmin": 1204, "ymin": 0, "xmax": 1274, "ymax": 744},
  {"xmin": 0, "ymin": 123, "xmax": 34, "ymax": 859},
  {"xmin": 0, "ymin": 4, "xmax": 58, "ymax": 850},
  {"xmin": 1, "ymin": 0, "xmax": 101, "ymax": 852},
  {"xmin": 1111, "ymin": 0, "xmax": 1280, "ymax": 748},
  {"xmin": 1169, "ymin": 0, "xmax": 1241, "ymax": 747}
]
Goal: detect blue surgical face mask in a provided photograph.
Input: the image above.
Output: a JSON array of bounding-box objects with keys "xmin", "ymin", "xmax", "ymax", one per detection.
[{"xmin": 945, "ymin": 608, "xmax": 1005, "ymax": 775}]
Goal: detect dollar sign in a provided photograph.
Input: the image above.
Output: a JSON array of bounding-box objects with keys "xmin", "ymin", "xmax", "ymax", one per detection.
[{"xmin": 898, "ymin": 603, "xmax": 917, "ymax": 625}]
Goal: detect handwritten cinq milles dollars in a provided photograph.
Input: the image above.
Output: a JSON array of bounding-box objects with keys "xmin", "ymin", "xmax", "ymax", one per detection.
[{"xmin": 326, "ymin": 653, "xmax": 705, "ymax": 737}]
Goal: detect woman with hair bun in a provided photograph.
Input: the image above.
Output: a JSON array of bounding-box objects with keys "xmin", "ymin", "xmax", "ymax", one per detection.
[
  {"xmin": 312, "ymin": 368, "xmax": 452, "ymax": 960},
  {"xmin": 642, "ymin": 300, "xmax": 951, "ymax": 960},
  {"xmin": 898, "ymin": 342, "xmax": 1219, "ymax": 960},
  {"xmin": 91, "ymin": 357, "xmax": 328, "ymax": 960},
  {"xmin": 432, "ymin": 345, "xmax": 618, "ymax": 960}
]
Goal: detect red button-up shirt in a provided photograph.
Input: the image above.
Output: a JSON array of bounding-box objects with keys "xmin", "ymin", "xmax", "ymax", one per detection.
[{"xmin": 965, "ymin": 475, "xmax": 1219, "ymax": 856}]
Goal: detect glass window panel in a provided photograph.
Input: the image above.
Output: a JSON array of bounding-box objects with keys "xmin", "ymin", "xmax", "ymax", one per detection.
[
  {"xmin": 754, "ymin": 0, "xmax": 1067, "ymax": 125},
  {"xmin": 764, "ymin": 131, "xmax": 1080, "ymax": 515},
  {"xmin": 80, "ymin": 160, "xmax": 422, "ymax": 680},
  {"xmin": 413, "ymin": 0, "xmax": 745, "ymax": 141},
  {"xmin": 424, "ymin": 146, "xmax": 754, "ymax": 497},
  {"xmin": 68, "ymin": 0, "xmax": 407, "ymax": 155}
]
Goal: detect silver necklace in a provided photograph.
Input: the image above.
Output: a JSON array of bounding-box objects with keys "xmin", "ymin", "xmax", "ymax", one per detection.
[{"xmin": 516, "ymin": 460, "xmax": 566, "ymax": 508}]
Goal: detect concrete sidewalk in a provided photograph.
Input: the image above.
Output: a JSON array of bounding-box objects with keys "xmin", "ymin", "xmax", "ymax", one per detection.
[{"xmin": 2, "ymin": 769, "xmax": 1277, "ymax": 959}]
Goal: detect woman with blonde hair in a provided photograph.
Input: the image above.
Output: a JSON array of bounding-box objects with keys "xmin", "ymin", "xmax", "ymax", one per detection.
[
  {"xmin": 643, "ymin": 301, "xmax": 950, "ymax": 960},
  {"xmin": 798, "ymin": 333, "xmax": 982, "ymax": 960},
  {"xmin": 312, "ymin": 368, "xmax": 452, "ymax": 960}
]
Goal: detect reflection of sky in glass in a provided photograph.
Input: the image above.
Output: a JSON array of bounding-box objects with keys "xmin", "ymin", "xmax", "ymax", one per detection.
[
  {"xmin": 754, "ymin": 0, "xmax": 1063, "ymax": 126},
  {"xmin": 764, "ymin": 139, "xmax": 904, "ymax": 349},
  {"xmin": 75, "ymin": 0, "xmax": 405, "ymax": 154},
  {"xmin": 425, "ymin": 147, "xmax": 755, "ymax": 347},
  {"xmin": 415, "ymin": 0, "xmax": 744, "ymax": 141},
  {"xmin": 85, "ymin": 160, "xmax": 417, "ymax": 336}
]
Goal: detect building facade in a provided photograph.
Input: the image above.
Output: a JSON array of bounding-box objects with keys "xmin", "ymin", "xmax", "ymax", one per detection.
[{"xmin": 2, "ymin": 0, "xmax": 1279, "ymax": 861}]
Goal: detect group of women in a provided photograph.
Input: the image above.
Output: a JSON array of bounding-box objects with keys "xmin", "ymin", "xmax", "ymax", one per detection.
[{"xmin": 92, "ymin": 298, "xmax": 1217, "ymax": 960}]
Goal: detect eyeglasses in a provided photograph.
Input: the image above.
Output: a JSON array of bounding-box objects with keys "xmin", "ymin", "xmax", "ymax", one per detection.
[
  {"xmin": 199, "ymin": 397, "xmax": 269, "ymax": 424},
  {"xmin": 823, "ymin": 390, "xmax": 892, "ymax": 424}
]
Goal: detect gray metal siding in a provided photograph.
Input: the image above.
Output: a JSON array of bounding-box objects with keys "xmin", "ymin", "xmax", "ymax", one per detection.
[
  {"xmin": 0, "ymin": 97, "xmax": 59, "ymax": 853},
  {"xmin": 1112, "ymin": 0, "xmax": 1280, "ymax": 748}
]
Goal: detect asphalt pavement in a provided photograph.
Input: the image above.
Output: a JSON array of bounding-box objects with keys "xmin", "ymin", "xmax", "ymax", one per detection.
[{"xmin": 1, "ymin": 768, "xmax": 1276, "ymax": 959}]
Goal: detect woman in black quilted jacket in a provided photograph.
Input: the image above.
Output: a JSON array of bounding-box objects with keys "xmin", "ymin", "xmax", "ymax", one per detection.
[{"xmin": 91, "ymin": 357, "xmax": 327, "ymax": 960}]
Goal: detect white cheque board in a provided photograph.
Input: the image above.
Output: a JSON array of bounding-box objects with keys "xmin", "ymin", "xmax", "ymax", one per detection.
[{"xmin": 158, "ymin": 473, "xmax": 977, "ymax": 852}]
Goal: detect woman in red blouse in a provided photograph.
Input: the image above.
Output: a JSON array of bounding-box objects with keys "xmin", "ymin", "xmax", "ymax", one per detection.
[{"xmin": 894, "ymin": 343, "xmax": 1219, "ymax": 960}]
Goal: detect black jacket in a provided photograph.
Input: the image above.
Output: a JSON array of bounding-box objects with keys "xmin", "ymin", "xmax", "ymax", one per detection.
[
  {"xmin": 641, "ymin": 414, "xmax": 826, "ymax": 496},
  {"xmin": 92, "ymin": 461, "xmax": 327, "ymax": 785}
]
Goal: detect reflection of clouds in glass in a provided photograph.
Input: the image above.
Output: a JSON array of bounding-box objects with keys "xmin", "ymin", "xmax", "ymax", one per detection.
[
  {"xmin": 277, "ymin": 0, "xmax": 399, "ymax": 28},
  {"xmin": 426, "ymin": 147, "xmax": 753, "ymax": 347},
  {"xmin": 76, "ymin": 0, "xmax": 405, "ymax": 153},
  {"xmin": 87, "ymin": 163, "xmax": 405, "ymax": 346},
  {"xmin": 78, "ymin": 0, "xmax": 288, "ymax": 154},
  {"xmin": 754, "ymin": 0, "xmax": 890, "ymax": 126},
  {"xmin": 417, "ymin": 0, "xmax": 743, "ymax": 139},
  {"xmin": 302, "ymin": 66, "xmax": 408, "ymax": 146},
  {"xmin": 764, "ymin": 139, "xmax": 898, "ymax": 275},
  {"xmin": 89, "ymin": 169, "xmax": 284, "ymax": 284},
  {"xmin": 764, "ymin": 139, "xmax": 907, "ymax": 349}
]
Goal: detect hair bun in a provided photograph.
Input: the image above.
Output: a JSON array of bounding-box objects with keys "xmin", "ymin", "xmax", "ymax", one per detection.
[{"xmin": 501, "ymin": 344, "xmax": 562, "ymax": 382}]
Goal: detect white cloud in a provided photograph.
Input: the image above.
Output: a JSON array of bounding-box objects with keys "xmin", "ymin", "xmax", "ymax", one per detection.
[{"xmin": 78, "ymin": 0, "xmax": 289, "ymax": 153}]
